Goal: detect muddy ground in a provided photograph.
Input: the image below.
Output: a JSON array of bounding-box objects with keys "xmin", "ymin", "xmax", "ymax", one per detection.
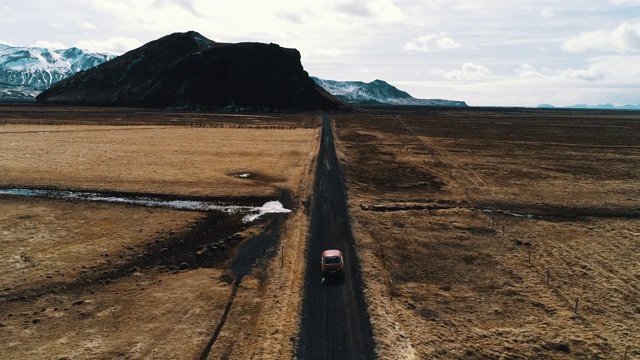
[{"xmin": 333, "ymin": 106, "xmax": 640, "ymax": 359}]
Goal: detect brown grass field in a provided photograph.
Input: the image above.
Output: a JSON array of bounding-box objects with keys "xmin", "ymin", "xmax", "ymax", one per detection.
[
  {"xmin": 1, "ymin": 104, "xmax": 639, "ymax": 359},
  {"xmin": 0, "ymin": 105, "xmax": 319, "ymax": 359},
  {"xmin": 333, "ymin": 107, "xmax": 640, "ymax": 359}
]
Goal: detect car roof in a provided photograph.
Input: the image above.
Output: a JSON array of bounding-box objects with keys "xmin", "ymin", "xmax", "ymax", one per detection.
[{"xmin": 322, "ymin": 249, "xmax": 342, "ymax": 257}]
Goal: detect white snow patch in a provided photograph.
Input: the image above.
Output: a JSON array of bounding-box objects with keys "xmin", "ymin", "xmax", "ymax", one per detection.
[
  {"xmin": 242, "ymin": 201, "xmax": 292, "ymax": 223},
  {"xmin": 0, "ymin": 189, "xmax": 292, "ymax": 223}
]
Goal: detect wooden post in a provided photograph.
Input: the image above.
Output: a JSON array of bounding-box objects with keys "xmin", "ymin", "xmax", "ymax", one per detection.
[
  {"xmin": 502, "ymin": 225, "xmax": 505, "ymax": 236},
  {"xmin": 546, "ymin": 269, "xmax": 550, "ymax": 286},
  {"xmin": 528, "ymin": 247, "xmax": 531, "ymax": 264},
  {"xmin": 574, "ymin": 298, "xmax": 579, "ymax": 314},
  {"xmin": 281, "ymin": 246, "xmax": 284, "ymax": 268},
  {"xmin": 623, "ymin": 345, "xmax": 629, "ymax": 360}
]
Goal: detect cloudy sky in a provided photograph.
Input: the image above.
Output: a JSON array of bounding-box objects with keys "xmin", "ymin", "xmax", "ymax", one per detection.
[{"xmin": 2, "ymin": 0, "xmax": 640, "ymax": 107}]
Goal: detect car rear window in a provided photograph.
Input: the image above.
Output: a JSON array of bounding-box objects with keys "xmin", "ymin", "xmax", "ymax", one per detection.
[{"xmin": 324, "ymin": 256, "xmax": 341, "ymax": 264}]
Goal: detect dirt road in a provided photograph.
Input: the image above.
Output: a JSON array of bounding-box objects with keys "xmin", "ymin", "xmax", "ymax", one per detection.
[{"xmin": 296, "ymin": 115, "xmax": 376, "ymax": 359}]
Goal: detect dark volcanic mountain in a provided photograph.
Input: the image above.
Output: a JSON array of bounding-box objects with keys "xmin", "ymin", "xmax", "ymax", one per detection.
[{"xmin": 36, "ymin": 31, "xmax": 346, "ymax": 111}]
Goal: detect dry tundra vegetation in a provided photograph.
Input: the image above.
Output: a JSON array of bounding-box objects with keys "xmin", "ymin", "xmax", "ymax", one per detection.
[
  {"xmin": 1, "ymin": 104, "xmax": 639, "ymax": 359},
  {"xmin": 332, "ymin": 107, "xmax": 640, "ymax": 359},
  {"xmin": 0, "ymin": 105, "xmax": 320, "ymax": 359}
]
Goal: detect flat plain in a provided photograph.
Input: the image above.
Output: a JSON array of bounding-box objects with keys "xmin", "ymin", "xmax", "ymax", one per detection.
[
  {"xmin": 1, "ymin": 104, "xmax": 639, "ymax": 359},
  {"xmin": 333, "ymin": 107, "xmax": 640, "ymax": 359},
  {"xmin": 0, "ymin": 105, "xmax": 319, "ymax": 359}
]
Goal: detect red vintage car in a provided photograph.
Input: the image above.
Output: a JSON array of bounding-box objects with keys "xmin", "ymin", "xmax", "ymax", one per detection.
[{"xmin": 321, "ymin": 249, "xmax": 344, "ymax": 276}]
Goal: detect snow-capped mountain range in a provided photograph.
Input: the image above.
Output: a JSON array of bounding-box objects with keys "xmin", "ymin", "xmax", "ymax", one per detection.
[
  {"xmin": 312, "ymin": 77, "xmax": 467, "ymax": 106},
  {"xmin": 0, "ymin": 44, "xmax": 115, "ymax": 99},
  {"xmin": 1, "ymin": 43, "xmax": 467, "ymax": 107}
]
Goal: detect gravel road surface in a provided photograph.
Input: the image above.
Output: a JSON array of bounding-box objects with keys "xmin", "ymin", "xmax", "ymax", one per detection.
[{"xmin": 296, "ymin": 115, "xmax": 376, "ymax": 359}]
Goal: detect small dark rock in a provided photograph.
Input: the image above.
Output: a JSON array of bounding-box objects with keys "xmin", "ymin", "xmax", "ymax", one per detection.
[
  {"xmin": 72, "ymin": 300, "xmax": 85, "ymax": 306},
  {"xmin": 180, "ymin": 262, "xmax": 189, "ymax": 270},
  {"xmin": 32, "ymin": 318, "xmax": 41, "ymax": 324},
  {"xmin": 543, "ymin": 342, "xmax": 571, "ymax": 353}
]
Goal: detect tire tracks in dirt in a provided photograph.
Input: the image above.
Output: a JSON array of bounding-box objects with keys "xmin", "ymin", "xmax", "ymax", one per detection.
[
  {"xmin": 394, "ymin": 115, "xmax": 489, "ymax": 197},
  {"xmin": 198, "ymin": 197, "xmax": 287, "ymax": 359}
]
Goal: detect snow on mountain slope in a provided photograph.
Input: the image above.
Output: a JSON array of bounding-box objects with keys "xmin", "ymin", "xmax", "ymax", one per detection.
[
  {"xmin": 0, "ymin": 44, "xmax": 115, "ymax": 99},
  {"xmin": 312, "ymin": 76, "xmax": 467, "ymax": 106}
]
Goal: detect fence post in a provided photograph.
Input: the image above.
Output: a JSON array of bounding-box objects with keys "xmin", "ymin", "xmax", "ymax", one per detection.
[
  {"xmin": 281, "ymin": 246, "xmax": 284, "ymax": 269},
  {"xmin": 546, "ymin": 269, "xmax": 550, "ymax": 286}
]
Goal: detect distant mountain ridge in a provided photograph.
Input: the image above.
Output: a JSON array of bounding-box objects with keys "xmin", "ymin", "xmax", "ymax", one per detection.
[
  {"xmin": 1, "ymin": 40, "xmax": 467, "ymax": 108},
  {"xmin": 0, "ymin": 44, "xmax": 115, "ymax": 99},
  {"xmin": 312, "ymin": 77, "xmax": 467, "ymax": 106},
  {"xmin": 538, "ymin": 103, "xmax": 640, "ymax": 110}
]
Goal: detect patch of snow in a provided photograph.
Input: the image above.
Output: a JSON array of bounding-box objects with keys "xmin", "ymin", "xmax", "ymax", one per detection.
[
  {"xmin": 242, "ymin": 200, "xmax": 292, "ymax": 223},
  {"xmin": 0, "ymin": 189, "xmax": 292, "ymax": 223}
]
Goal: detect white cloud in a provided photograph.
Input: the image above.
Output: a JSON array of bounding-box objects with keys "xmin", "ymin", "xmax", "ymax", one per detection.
[
  {"xmin": 75, "ymin": 37, "xmax": 143, "ymax": 54},
  {"xmin": 368, "ymin": 0, "xmax": 405, "ymax": 21},
  {"xmin": 610, "ymin": 0, "xmax": 640, "ymax": 5},
  {"xmin": 155, "ymin": 0, "xmax": 205, "ymax": 17},
  {"xmin": 332, "ymin": 0, "xmax": 405, "ymax": 21},
  {"xmin": 541, "ymin": 6, "xmax": 554, "ymax": 19},
  {"xmin": 516, "ymin": 64, "xmax": 548, "ymax": 79},
  {"xmin": 443, "ymin": 63, "xmax": 493, "ymax": 80},
  {"xmin": 78, "ymin": 22, "xmax": 97, "ymax": 30},
  {"xmin": 32, "ymin": 41, "xmax": 67, "ymax": 49},
  {"xmin": 313, "ymin": 48, "xmax": 342, "ymax": 57},
  {"xmin": 562, "ymin": 65, "xmax": 606, "ymax": 81},
  {"xmin": 277, "ymin": 10, "xmax": 306, "ymax": 24},
  {"xmin": 50, "ymin": 22, "xmax": 65, "ymax": 29},
  {"xmin": 563, "ymin": 22, "xmax": 640, "ymax": 53},
  {"xmin": 333, "ymin": 0, "xmax": 372, "ymax": 17},
  {"xmin": 403, "ymin": 33, "xmax": 461, "ymax": 52}
]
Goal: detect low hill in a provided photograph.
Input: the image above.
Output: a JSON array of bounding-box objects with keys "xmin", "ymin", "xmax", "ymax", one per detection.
[{"xmin": 36, "ymin": 31, "xmax": 346, "ymax": 111}]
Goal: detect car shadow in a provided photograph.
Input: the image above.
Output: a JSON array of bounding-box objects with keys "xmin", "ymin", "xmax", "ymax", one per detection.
[{"xmin": 321, "ymin": 275, "xmax": 345, "ymax": 286}]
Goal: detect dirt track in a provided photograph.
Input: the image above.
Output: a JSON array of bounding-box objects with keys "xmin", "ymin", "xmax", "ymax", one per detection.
[{"xmin": 296, "ymin": 115, "xmax": 375, "ymax": 359}]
